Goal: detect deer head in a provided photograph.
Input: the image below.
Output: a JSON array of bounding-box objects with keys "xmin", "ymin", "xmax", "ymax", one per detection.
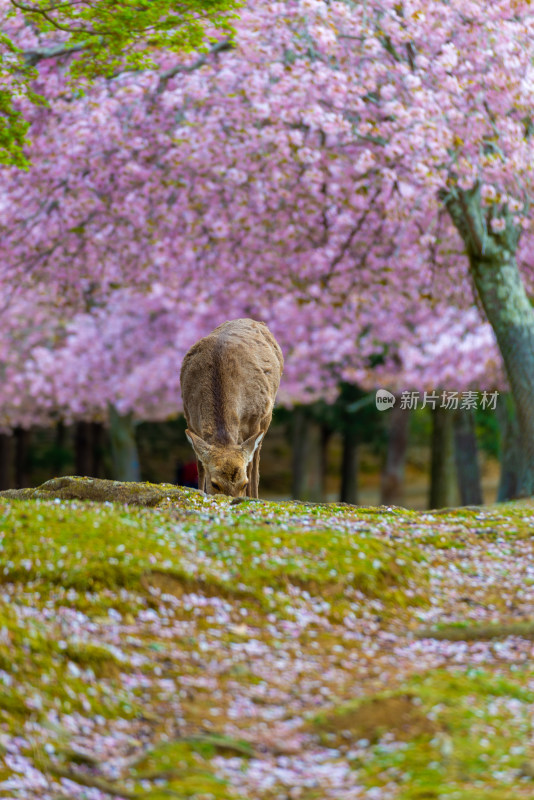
[{"xmin": 185, "ymin": 429, "xmax": 264, "ymax": 496}]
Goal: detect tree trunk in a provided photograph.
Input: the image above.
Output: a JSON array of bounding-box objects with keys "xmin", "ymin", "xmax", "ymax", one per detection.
[
  {"xmin": 91, "ymin": 422, "xmax": 105, "ymax": 478},
  {"xmin": 495, "ymin": 394, "xmax": 520, "ymax": 502},
  {"xmin": 0, "ymin": 433, "xmax": 13, "ymax": 490},
  {"xmin": 74, "ymin": 421, "xmax": 105, "ymax": 477},
  {"xmin": 454, "ymin": 407, "xmax": 483, "ymax": 506},
  {"xmin": 443, "ymin": 186, "xmax": 534, "ymax": 495},
  {"xmin": 51, "ymin": 422, "xmax": 67, "ymax": 475},
  {"xmin": 380, "ymin": 404, "xmax": 410, "ymax": 506},
  {"xmin": 319, "ymin": 424, "xmax": 332, "ymax": 502},
  {"xmin": 305, "ymin": 422, "xmax": 322, "ymax": 501},
  {"xmin": 75, "ymin": 421, "xmax": 92, "ymax": 476},
  {"xmin": 429, "ymin": 407, "xmax": 458, "ymax": 509},
  {"xmin": 291, "ymin": 406, "xmax": 309, "ymax": 500},
  {"xmin": 340, "ymin": 430, "xmax": 358, "ymax": 504},
  {"xmin": 469, "ymin": 251, "xmax": 534, "ymax": 496},
  {"xmin": 14, "ymin": 427, "xmax": 31, "ymax": 489},
  {"xmin": 109, "ymin": 407, "xmax": 140, "ymax": 482}
]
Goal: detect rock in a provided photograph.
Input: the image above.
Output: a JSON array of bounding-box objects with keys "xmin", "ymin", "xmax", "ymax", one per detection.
[
  {"xmin": 0, "ymin": 475, "xmax": 202, "ymax": 507},
  {"xmin": 0, "ymin": 488, "xmax": 35, "ymax": 500}
]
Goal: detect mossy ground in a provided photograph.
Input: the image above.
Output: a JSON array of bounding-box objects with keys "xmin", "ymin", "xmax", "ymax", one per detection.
[{"xmin": 1, "ymin": 480, "xmax": 534, "ymax": 798}]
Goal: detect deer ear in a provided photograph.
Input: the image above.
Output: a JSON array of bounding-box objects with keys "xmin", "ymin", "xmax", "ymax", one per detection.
[
  {"xmin": 185, "ymin": 430, "xmax": 212, "ymax": 461},
  {"xmin": 241, "ymin": 432, "xmax": 264, "ymax": 464}
]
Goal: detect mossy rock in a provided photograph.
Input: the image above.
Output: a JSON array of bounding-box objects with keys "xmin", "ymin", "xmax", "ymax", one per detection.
[{"xmin": 0, "ymin": 476, "xmax": 200, "ymax": 507}]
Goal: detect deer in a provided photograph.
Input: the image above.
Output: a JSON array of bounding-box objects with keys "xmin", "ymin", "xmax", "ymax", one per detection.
[{"xmin": 180, "ymin": 318, "xmax": 284, "ymax": 498}]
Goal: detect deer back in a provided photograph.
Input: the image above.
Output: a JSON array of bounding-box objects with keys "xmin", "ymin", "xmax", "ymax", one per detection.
[{"xmin": 180, "ymin": 318, "xmax": 283, "ymax": 445}]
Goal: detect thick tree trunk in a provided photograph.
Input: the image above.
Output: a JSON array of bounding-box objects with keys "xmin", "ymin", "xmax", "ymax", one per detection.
[
  {"xmin": 469, "ymin": 253, "xmax": 534, "ymax": 496},
  {"xmin": 291, "ymin": 406, "xmax": 309, "ymax": 500},
  {"xmin": 109, "ymin": 407, "xmax": 140, "ymax": 482},
  {"xmin": 14, "ymin": 427, "xmax": 31, "ymax": 489},
  {"xmin": 443, "ymin": 186, "xmax": 534, "ymax": 495},
  {"xmin": 495, "ymin": 394, "xmax": 520, "ymax": 501},
  {"xmin": 429, "ymin": 407, "xmax": 458, "ymax": 509},
  {"xmin": 75, "ymin": 421, "xmax": 92, "ymax": 476},
  {"xmin": 0, "ymin": 433, "xmax": 13, "ymax": 490},
  {"xmin": 380, "ymin": 404, "xmax": 410, "ymax": 506},
  {"xmin": 340, "ymin": 430, "xmax": 358, "ymax": 504},
  {"xmin": 454, "ymin": 408, "xmax": 483, "ymax": 506}
]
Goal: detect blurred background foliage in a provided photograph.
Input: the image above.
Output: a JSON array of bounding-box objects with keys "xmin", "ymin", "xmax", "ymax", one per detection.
[{"xmin": 0, "ymin": 391, "xmax": 506, "ymax": 510}]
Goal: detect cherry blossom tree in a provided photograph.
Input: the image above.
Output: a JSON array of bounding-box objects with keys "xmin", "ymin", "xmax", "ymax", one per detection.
[
  {"xmin": 1, "ymin": 0, "xmax": 533, "ymax": 489},
  {"xmin": 0, "ymin": 0, "xmax": 240, "ymax": 166}
]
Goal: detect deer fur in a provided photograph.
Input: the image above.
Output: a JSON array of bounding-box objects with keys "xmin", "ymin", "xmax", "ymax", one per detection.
[{"xmin": 180, "ymin": 318, "xmax": 284, "ymax": 497}]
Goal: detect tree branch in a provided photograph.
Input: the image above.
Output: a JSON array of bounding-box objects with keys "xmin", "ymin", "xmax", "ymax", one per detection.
[
  {"xmin": 156, "ymin": 38, "xmax": 233, "ymax": 94},
  {"xmin": 24, "ymin": 40, "xmax": 92, "ymax": 66},
  {"xmin": 10, "ymin": 0, "xmax": 86, "ymax": 12},
  {"xmin": 439, "ymin": 184, "xmax": 521, "ymax": 262},
  {"xmin": 10, "ymin": 0, "xmax": 87, "ymax": 33}
]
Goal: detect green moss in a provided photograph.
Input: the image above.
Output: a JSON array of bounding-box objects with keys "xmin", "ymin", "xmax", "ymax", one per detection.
[
  {"xmin": 417, "ymin": 620, "xmax": 534, "ymax": 641},
  {"xmin": 2, "ymin": 480, "xmax": 534, "ymax": 799},
  {"xmin": 0, "ymin": 646, "xmax": 13, "ymax": 673},
  {"xmin": 63, "ymin": 642, "xmax": 122, "ymax": 677},
  {"xmin": 135, "ymin": 735, "xmax": 254, "ymax": 776},
  {"xmin": 0, "ymin": 687, "xmax": 27, "ymax": 715},
  {"xmin": 139, "ymin": 778, "xmax": 238, "ymax": 800},
  {"xmin": 0, "ymin": 493, "xmax": 428, "ymax": 609},
  {"xmin": 199, "ymin": 519, "xmax": 426, "ymax": 604},
  {"xmin": 131, "ymin": 739, "xmax": 244, "ymax": 798},
  {"xmin": 317, "ymin": 668, "xmax": 534, "ymax": 798}
]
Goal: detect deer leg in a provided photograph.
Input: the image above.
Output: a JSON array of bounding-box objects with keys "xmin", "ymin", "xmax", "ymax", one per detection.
[
  {"xmin": 251, "ymin": 444, "xmax": 262, "ymax": 498},
  {"xmin": 197, "ymin": 461, "xmax": 206, "ymax": 493},
  {"xmin": 246, "ymin": 461, "xmax": 253, "ymax": 497}
]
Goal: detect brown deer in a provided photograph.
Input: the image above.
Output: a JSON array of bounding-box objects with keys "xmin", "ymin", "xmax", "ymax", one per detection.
[{"xmin": 180, "ymin": 318, "xmax": 284, "ymax": 497}]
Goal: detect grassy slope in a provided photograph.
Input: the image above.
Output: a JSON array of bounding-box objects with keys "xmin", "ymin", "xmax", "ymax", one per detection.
[{"xmin": 1, "ymin": 485, "xmax": 534, "ymax": 798}]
